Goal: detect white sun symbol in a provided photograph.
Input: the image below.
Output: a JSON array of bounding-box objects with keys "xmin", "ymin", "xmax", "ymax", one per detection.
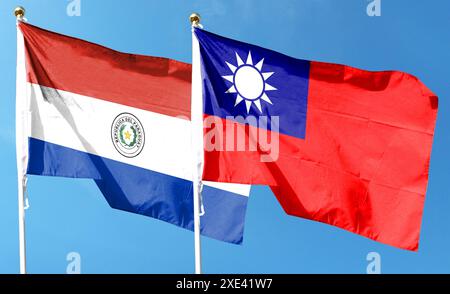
[{"xmin": 222, "ymin": 51, "xmax": 277, "ymax": 113}]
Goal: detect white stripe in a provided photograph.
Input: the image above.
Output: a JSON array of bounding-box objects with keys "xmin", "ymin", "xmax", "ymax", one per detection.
[{"xmin": 28, "ymin": 83, "xmax": 250, "ymax": 197}]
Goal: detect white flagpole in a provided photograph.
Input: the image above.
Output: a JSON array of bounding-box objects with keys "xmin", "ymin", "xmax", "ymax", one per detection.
[
  {"xmin": 190, "ymin": 13, "xmax": 204, "ymax": 275},
  {"xmin": 15, "ymin": 6, "xmax": 28, "ymax": 275}
]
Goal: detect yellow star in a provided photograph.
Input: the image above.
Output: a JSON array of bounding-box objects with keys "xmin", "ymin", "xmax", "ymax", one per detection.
[{"xmin": 124, "ymin": 130, "xmax": 131, "ymax": 140}]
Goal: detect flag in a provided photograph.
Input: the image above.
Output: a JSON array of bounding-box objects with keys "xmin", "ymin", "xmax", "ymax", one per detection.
[
  {"xmin": 193, "ymin": 28, "xmax": 438, "ymax": 250},
  {"xmin": 17, "ymin": 22, "xmax": 251, "ymax": 244}
]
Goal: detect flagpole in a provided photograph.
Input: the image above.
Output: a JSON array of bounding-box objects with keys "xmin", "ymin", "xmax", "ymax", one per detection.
[
  {"xmin": 14, "ymin": 6, "xmax": 28, "ymax": 275},
  {"xmin": 190, "ymin": 12, "xmax": 204, "ymax": 275}
]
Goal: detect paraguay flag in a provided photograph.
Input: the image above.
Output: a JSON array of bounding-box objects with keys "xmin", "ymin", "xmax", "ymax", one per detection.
[
  {"xmin": 193, "ymin": 28, "xmax": 438, "ymax": 250},
  {"xmin": 16, "ymin": 22, "xmax": 250, "ymax": 244}
]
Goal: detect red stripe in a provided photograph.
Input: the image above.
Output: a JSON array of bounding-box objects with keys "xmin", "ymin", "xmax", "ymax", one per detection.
[
  {"xmin": 203, "ymin": 61, "xmax": 438, "ymax": 251},
  {"xmin": 19, "ymin": 22, "xmax": 191, "ymax": 119}
]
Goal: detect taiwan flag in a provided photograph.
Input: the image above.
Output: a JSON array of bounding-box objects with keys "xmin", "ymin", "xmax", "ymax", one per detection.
[{"xmin": 193, "ymin": 28, "xmax": 438, "ymax": 251}]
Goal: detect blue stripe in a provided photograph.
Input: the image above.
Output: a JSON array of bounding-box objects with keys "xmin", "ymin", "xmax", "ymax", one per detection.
[{"xmin": 27, "ymin": 137, "xmax": 248, "ymax": 244}]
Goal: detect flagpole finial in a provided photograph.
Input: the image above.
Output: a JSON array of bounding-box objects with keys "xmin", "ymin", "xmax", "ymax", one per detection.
[
  {"xmin": 189, "ymin": 13, "xmax": 201, "ymax": 27},
  {"xmin": 14, "ymin": 6, "xmax": 25, "ymax": 20}
]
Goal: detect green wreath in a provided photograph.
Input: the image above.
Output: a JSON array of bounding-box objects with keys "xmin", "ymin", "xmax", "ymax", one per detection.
[{"xmin": 119, "ymin": 124, "xmax": 138, "ymax": 147}]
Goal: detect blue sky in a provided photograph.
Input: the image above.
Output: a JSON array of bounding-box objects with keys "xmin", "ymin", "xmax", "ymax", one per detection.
[{"xmin": 0, "ymin": 0, "xmax": 449, "ymax": 273}]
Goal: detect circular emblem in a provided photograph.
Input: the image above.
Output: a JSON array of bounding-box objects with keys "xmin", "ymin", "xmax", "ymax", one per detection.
[{"xmin": 111, "ymin": 113, "xmax": 145, "ymax": 158}]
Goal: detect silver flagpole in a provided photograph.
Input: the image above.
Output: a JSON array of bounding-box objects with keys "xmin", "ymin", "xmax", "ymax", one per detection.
[
  {"xmin": 14, "ymin": 6, "xmax": 28, "ymax": 275},
  {"xmin": 190, "ymin": 12, "xmax": 204, "ymax": 275}
]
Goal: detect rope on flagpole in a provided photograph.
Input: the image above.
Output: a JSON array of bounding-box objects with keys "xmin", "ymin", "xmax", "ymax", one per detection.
[
  {"xmin": 190, "ymin": 12, "xmax": 204, "ymax": 275},
  {"xmin": 14, "ymin": 5, "xmax": 28, "ymax": 275}
]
